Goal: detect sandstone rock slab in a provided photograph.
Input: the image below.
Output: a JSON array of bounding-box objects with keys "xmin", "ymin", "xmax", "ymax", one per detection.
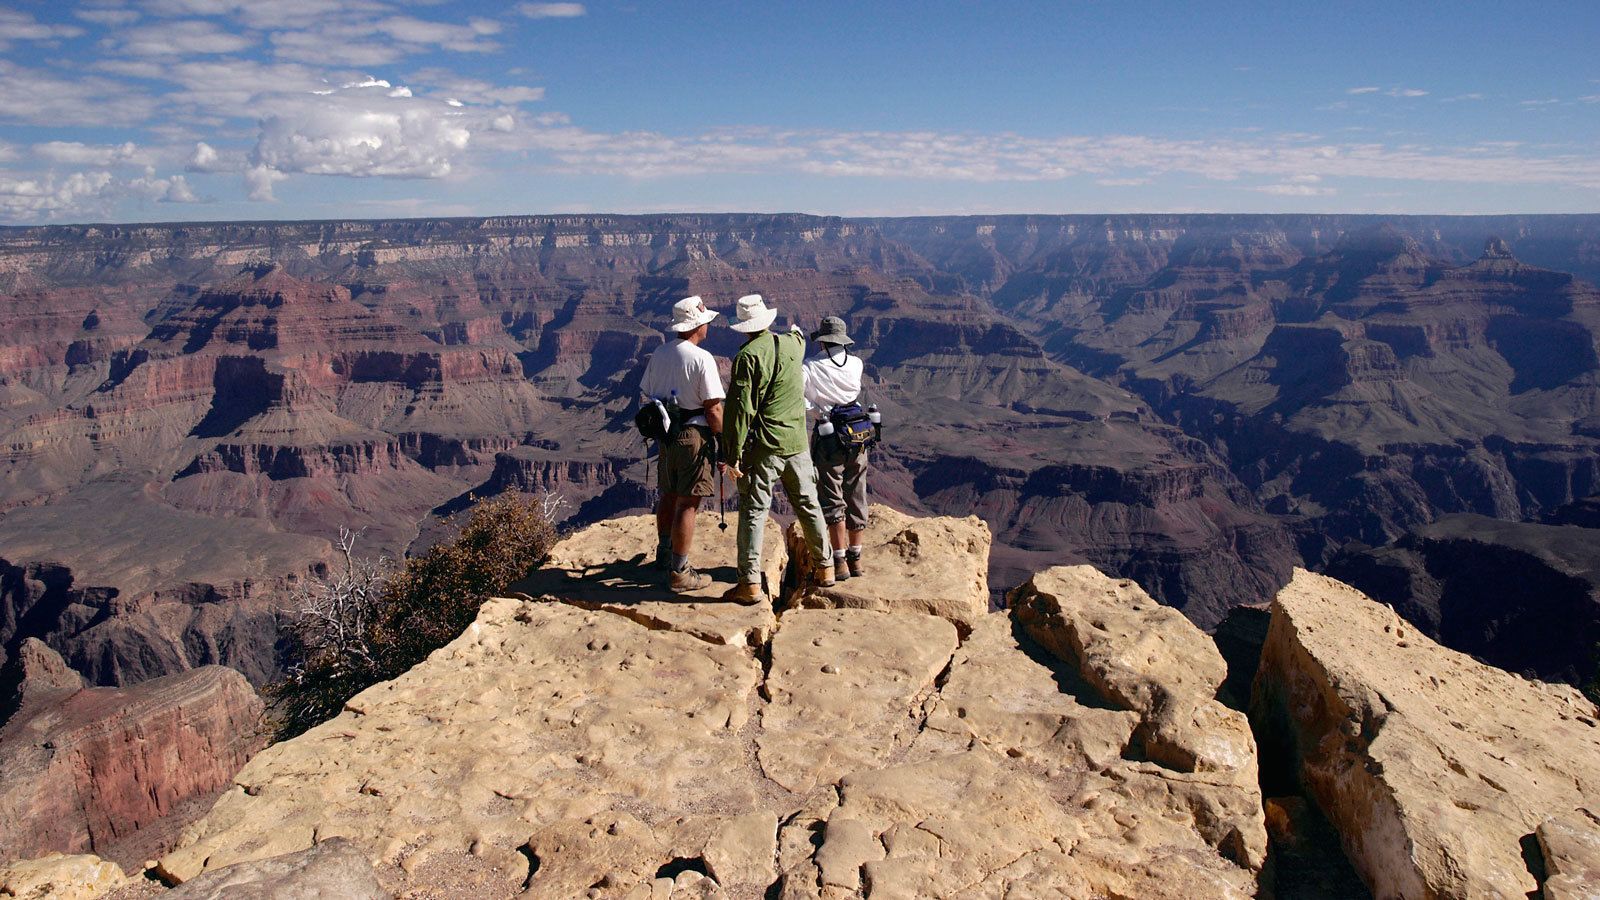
[
  {"xmin": 163, "ymin": 837, "xmax": 384, "ymax": 899},
  {"xmin": 757, "ymin": 609, "xmax": 958, "ymax": 794},
  {"xmin": 509, "ymin": 510, "xmax": 786, "ymax": 647},
  {"xmin": 1254, "ymin": 569, "xmax": 1600, "ymax": 900},
  {"xmin": 159, "ymin": 599, "xmax": 764, "ymax": 891},
  {"xmin": 785, "ymin": 506, "xmax": 989, "ymax": 627},
  {"xmin": 0, "ymin": 853, "xmax": 126, "ymax": 900}
]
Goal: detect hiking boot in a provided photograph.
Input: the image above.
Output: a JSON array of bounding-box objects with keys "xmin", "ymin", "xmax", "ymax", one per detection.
[
  {"xmin": 833, "ymin": 558, "xmax": 851, "ymax": 582},
  {"xmin": 847, "ymin": 554, "xmax": 865, "ymax": 578},
  {"xmin": 815, "ymin": 558, "xmax": 836, "ymax": 588},
  {"xmin": 669, "ymin": 566, "xmax": 711, "ymax": 593},
  {"xmin": 722, "ymin": 581, "xmax": 765, "ymax": 606}
]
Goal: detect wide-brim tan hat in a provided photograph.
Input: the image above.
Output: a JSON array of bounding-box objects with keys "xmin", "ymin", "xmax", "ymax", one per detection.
[
  {"xmin": 669, "ymin": 295, "xmax": 719, "ymax": 332},
  {"xmin": 729, "ymin": 293, "xmax": 778, "ymax": 333}
]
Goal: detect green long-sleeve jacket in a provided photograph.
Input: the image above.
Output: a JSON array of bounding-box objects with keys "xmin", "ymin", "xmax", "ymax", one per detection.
[{"xmin": 721, "ymin": 330, "xmax": 808, "ymax": 467}]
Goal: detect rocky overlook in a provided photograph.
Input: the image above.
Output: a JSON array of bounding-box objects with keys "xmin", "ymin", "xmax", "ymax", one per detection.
[{"xmin": 6, "ymin": 506, "xmax": 1597, "ymax": 899}]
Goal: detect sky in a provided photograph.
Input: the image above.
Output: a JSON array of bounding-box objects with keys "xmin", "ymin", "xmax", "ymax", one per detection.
[{"xmin": 0, "ymin": 0, "xmax": 1598, "ymax": 224}]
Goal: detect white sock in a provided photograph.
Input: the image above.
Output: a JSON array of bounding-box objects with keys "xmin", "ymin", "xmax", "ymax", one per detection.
[{"xmin": 847, "ymin": 545, "xmax": 862, "ymax": 559}]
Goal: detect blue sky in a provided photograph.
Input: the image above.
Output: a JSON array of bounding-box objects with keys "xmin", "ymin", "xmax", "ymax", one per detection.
[{"xmin": 0, "ymin": 0, "xmax": 1597, "ymax": 223}]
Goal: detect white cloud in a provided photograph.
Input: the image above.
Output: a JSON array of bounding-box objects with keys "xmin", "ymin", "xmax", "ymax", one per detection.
[
  {"xmin": 492, "ymin": 121, "xmax": 1600, "ymax": 193},
  {"xmin": 1442, "ymin": 93, "xmax": 1485, "ymax": 102},
  {"xmin": 1095, "ymin": 177, "xmax": 1151, "ymax": 186},
  {"xmin": 104, "ymin": 19, "xmax": 255, "ymax": 56},
  {"xmin": 0, "ymin": 171, "xmax": 115, "ymax": 220},
  {"xmin": 408, "ymin": 69, "xmax": 546, "ymax": 105},
  {"xmin": 248, "ymin": 82, "xmax": 475, "ymax": 184},
  {"xmin": 1255, "ymin": 183, "xmax": 1336, "ymax": 196},
  {"xmin": 0, "ymin": 61, "xmax": 158, "ymax": 126},
  {"xmin": 127, "ymin": 168, "xmax": 202, "ymax": 203},
  {"xmin": 0, "ymin": 9, "xmax": 86, "ymax": 48},
  {"xmin": 33, "ymin": 141, "xmax": 147, "ymax": 166},
  {"xmin": 1520, "ymin": 98, "xmax": 1560, "ymax": 106},
  {"xmin": 74, "ymin": 7, "xmax": 141, "ymax": 26},
  {"xmin": 245, "ymin": 164, "xmax": 287, "ymax": 200},
  {"xmin": 0, "ymin": 167, "xmax": 200, "ymax": 222},
  {"xmin": 1347, "ymin": 86, "xmax": 1429, "ymax": 99},
  {"xmin": 187, "ymin": 140, "xmax": 230, "ymax": 171},
  {"xmin": 518, "ymin": 3, "xmax": 586, "ymax": 18}
]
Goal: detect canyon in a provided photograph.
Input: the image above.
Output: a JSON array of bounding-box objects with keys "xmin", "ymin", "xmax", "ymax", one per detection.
[
  {"xmin": 4, "ymin": 214, "xmax": 1600, "ymax": 883},
  {"xmin": 6, "ymin": 213, "xmax": 1600, "ymax": 702}
]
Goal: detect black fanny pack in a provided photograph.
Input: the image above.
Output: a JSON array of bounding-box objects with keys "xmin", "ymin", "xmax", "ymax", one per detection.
[
  {"xmin": 823, "ymin": 402, "xmax": 875, "ymax": 449},
  {"xmin": 634, "ymin": 401, "xmax": 705, "ymax": 443}
]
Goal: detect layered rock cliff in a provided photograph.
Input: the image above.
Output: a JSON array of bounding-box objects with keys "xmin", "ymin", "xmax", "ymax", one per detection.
[{"xmin": 0, "ymin": 640, "xmax": 264, "ymax": 867}]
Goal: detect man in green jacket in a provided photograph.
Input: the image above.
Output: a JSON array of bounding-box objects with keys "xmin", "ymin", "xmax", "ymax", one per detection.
[{"xmin": 720, "ymin": 294, "xmax": 835, "ymax": 603}]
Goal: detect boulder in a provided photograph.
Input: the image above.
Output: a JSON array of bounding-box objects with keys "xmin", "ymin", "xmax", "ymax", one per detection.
[
  {"xmin": 775, "ymin": 608, "xmax": 1264, "ymax": 899},
  {"xmin": 1538, "ymin": 808, "xmax": 1600, "ymax": 900},
  {"xmin": 0, "ymin": 853, "xmax": 126, "ymax": 900},
  {"xmin": 163, "ymin": 838, "xmax": 385, "ymax": 899},
  {"xmin": 509, "ymin": 509, "xmax": 786, "ymax": 648},
  {"xmin": 1253, "ymin": 569, "xmax": 1600, "ymax": 900},
  {"xmin": 1009, "ymin": 566, "xmax": 1265, "ymax": 871},
  {"xmin": 0, "ymin": 651, "xmax": 264, "ymax": 865},
  {"xmin": 784, "ymin": 505, "xmax": 990, "ymax": 627}
]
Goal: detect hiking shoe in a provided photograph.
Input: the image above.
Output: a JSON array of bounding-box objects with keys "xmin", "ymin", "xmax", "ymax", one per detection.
[
  {"xmin": 669, "ymin": 566, "xmax": 711, "ymax": 593},
  {"xmin": 834, "ymin": 558, "xmax": 851, "ymax": 582},
  {"xmin": 815, "ymin": 559, "xmax": 836, "ymax": 588},
  {"xmin": 722, "ymin": 581, "xmax": 765, "ymax": 605},
  {"xmin": 847, "ymin": 554, "xmax": 865, "ymax": 578}
]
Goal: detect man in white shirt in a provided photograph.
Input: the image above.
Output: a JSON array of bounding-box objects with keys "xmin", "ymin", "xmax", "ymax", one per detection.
[
  {"xmin": 802, "ymin": 316, "xmax": 871, "ymax": 582},
  {"xmin": 640, "ymin": 296, "xmax": 726, "ymax": 592}
]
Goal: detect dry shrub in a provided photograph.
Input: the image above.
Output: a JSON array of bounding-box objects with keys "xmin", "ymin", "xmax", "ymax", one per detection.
[{"xmin": 268, "ymin": 493, "xmax": 560, "ymax": 739}]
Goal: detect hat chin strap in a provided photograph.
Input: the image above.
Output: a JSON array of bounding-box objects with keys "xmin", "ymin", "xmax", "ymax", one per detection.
[{"xmin": 825, "ymin": 344, "xmax": 848, "ymax": 367}]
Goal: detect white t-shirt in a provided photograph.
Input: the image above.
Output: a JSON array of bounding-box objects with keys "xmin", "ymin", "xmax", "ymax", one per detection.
[
  {"xmin": 802, "ymin": 351, "xmax": 864, "ymax": 412},
  {"xmin": 641, "ymin": 337, "xmax": 725, "ymax": 427}
]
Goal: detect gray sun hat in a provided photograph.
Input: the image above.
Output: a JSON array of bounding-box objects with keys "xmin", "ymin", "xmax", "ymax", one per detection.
[{"xmin": 810, "ymin": 316, "xmax": 854, "ymax": 346}]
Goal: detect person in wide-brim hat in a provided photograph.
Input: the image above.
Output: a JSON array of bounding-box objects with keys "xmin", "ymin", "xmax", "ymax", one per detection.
[
  {"xmin": 728, "ymin": 293, "xmax": 779, "ymax": 333},
  {"xmin": 719, "ymin": 292, "xmax": 836, "ymax": 602},
  {"xmin": 669, "ymin": 295, "xmax": 719, "ymax": 332},
  {"xmin": 810, "ymin": 315, "xmax": 854, "ymax": 347}
]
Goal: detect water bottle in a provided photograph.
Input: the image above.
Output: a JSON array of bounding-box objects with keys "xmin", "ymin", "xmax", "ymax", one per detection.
[
  {"xmin": 817, "ymin": 418, "xmax": 835, "ymax": 437},
  {"xmin": 867, "ymin": 404, "xmax": 882, "ymax": 444},
  {"xmin": 668, "ymin": 389, "xmax": 679, "ymax": 412}
]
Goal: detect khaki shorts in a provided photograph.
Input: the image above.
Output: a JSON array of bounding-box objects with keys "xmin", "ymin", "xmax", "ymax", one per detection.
[
  {"xmin": 813, "ymin": 435, "xmax": 870, "ymax": 533},
  {"xmin": 659, "ymin": 425, "xmax": 716, "ymax": 498}
]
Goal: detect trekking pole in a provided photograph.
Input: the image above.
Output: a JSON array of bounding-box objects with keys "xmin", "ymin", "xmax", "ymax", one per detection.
[{"xmin": 714, "ymin": 438, "xmax": 729, "ymax": 532}]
